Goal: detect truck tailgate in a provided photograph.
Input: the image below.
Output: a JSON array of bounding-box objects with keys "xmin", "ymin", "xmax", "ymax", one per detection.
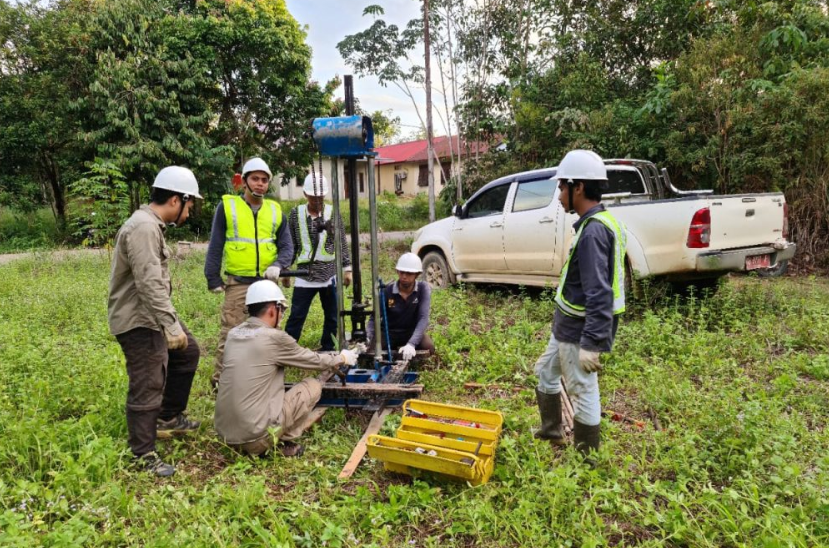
[{"xmin": 707, "ymin": 194, "xmax": 785, "ymax": 250}]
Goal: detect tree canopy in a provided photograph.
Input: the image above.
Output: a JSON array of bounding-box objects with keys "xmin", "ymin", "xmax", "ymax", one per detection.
[{"xmin": 0, "ymin": 0, "xmax": 334, "ymax": 239}]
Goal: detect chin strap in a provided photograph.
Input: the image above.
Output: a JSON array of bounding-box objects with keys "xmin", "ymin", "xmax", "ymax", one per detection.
[
  {"xmin": 566, "ymin": 181, "xmax": 576, "ymax": 214},
  {"xmin": 168, "ymin": 194, "xmax": 191, "ymax": 227},
  {"xmin": 245, "ymin": 180, "xmax": 264, "ymax": 198}
]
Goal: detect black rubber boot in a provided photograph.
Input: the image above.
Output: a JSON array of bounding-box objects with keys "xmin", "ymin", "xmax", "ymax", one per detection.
[
  {"xmin": 573, "ymin": 420, "xmax": 601, "ymax": 467},
  {"xmin": 534, "ymin": 389, "xmax": 567, "ymax": 446}
]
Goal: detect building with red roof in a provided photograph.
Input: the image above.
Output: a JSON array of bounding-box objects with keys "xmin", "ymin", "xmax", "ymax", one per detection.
[
  {"xmin": 374, "ymin": 136, "xmax": 488, "ymax": 197},
  {"xmin": 273, "ymin": 135, "xmax": 488, "ymax": 201}
]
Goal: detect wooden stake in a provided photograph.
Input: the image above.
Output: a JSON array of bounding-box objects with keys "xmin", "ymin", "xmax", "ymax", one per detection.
[
  {"xmin": 560, "ymin": 383, "xmax": 575, "ymax": 431},
  {"xmin": 337, "ymin": 407, "xmax": 393, "ymax": 480}
]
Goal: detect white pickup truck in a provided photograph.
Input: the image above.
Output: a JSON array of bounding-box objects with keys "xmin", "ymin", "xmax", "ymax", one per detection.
[{"xmin": 411, "ymin": 159, "xmax": 796, "ymax": 290}]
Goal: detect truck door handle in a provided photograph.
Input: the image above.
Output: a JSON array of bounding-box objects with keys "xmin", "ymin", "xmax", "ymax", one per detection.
[
  {"xmin": 538, "ymin": 217, "xmax": 555, "ymax": 224},
  {"xmin": 490, "ymin": 221, "xmax": 503, "ymax": 228}
]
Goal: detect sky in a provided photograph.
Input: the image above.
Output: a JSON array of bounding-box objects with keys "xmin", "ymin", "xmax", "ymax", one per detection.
[{"xmin": 284, "ymin": 0, "xmax": 442, "ymax": 140}]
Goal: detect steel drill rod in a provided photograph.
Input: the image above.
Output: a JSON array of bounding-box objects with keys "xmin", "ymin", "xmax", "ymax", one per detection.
[
  {"xmin": 368, "ymin": 164, "xmax": 382, "ymax": 360},
  {"xmin": 331, "ymin": 158, "xmax": 346, "ymax": 349}
]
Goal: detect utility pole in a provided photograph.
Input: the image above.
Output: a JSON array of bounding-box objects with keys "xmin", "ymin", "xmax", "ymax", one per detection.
[{"xmin": 424, "ymin": 0, "xmax": 436, "ymax": 222}]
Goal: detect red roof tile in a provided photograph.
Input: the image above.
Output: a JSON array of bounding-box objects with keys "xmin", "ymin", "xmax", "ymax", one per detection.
[{"xmin": 375, "ymin": 136, "xmax": 488, "ymax": 165}]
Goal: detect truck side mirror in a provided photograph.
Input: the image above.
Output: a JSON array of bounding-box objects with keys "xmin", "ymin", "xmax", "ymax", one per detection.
[{"xmin": 453, "ymin": 204, "xmax": 463, "ymax": 218}]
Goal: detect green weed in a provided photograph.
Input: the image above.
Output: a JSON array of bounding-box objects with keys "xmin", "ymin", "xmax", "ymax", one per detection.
[{"xmin": 0, "ymin": 251, "xmax": 827, "ymax": 546}]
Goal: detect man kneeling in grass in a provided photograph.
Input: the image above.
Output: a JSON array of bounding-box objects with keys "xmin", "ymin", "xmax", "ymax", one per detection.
[{"xmin": 214, "ymin": 280, "xmax": 358, "ymax": 457}]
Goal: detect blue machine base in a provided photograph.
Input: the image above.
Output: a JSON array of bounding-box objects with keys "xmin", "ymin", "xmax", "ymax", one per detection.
[{"xmin": 317, "ymin": 365, "xmax": 419, "ymax": 408}]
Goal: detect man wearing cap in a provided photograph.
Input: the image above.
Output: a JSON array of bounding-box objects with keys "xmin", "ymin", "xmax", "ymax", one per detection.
[
  {"xmin": 215, "ymin": 280, "xmax": 359, "ymax": 457},
  {"xmin": 283, "ymin": 174, "xmax": 351, "ymax": 351},
  {"xmin": 533, "ymin": 149, "xmax": 627, "ymax": 466},
  {"xmin": 108, "ymin": 166, "xmax": 203, "ymax": 477},
  {"xmin": 204, "ymin": 158, "xmax": 294, "ymax": 388},
  {"xmin": 367, "ymin": 253, "xmax": 435, "ymax": 361}
]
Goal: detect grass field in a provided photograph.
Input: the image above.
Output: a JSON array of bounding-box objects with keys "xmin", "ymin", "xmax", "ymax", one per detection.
[
  {"xmin": 0, "ymin": 245, "xmax": 827, "ymax": 547},
  {"xmin": 0, "ymin": 207, "xmax": 61, "ymax": 254}
]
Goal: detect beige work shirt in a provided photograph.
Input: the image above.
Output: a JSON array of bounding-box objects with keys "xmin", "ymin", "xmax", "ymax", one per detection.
[
  {"xmin": 214, "ymin": 317, "xmax": 343, "ymax": 444},
  {"xmin": 108, "ymin": 205, "xmax": 181, "ymax": 336}
]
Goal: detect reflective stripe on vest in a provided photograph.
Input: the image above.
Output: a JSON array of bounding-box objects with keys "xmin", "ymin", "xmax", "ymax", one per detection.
[
  {"xmin": 297, "ymin": 204, "xmax": 335, "ymax": 264},
  {"xmin": 221, "ymin": 195, "xmax": 282, "ymax": 277},
  {"xmin": 555, "ymin": 210, "xmax": 627, "ymax": 317}
]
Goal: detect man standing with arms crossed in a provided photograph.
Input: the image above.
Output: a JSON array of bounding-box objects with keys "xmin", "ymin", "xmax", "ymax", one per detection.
[
  {"xmin": 533, "ymin": 150, "xmax": 627, "ymax": 466},
  {"xmin": 283, "ymin": 174, "xmax": 351, "ymax": 351},
  {"xmin": 204, "ymin": 157, "xmax": 293, "ymax": 388},
  {"xmin": 108, "ymin": 166, "xmax": 203, "ymax": 477}
]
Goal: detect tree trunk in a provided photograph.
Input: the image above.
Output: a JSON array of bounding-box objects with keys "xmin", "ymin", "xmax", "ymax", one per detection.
[
  {"xmin": 41, "ymin": 152, "xmax": 66, "ymax": 230},
  {"xmin": 424, "ymin": 0, "xmax": 436, "ymax": 222}
]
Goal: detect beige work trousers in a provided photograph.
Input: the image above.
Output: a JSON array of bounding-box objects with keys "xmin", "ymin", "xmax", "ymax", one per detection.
[
  {"xmin": 213, "ymin": 277, "xmax": 250, "ymax": 383},
  {"xmin": 231, "ymin": 378, "xmax": 323, "ymax": 456}
]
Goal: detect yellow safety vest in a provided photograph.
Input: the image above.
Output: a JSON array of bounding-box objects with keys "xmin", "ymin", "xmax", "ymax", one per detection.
[
  {"xmin": 297, "ymin": 204, "xmax": 335, "ymax": 264},
  {"xmin": 555, "ymin": 210, "xmax": 627, "ymax": 317},
  {"xmin": 222, "ymin": 195, "xmax": 282, "ymax": 277}
]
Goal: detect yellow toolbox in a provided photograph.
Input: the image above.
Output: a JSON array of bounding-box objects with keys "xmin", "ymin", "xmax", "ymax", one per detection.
[{"xmin": 366, "ymin": 399, "xmax": 504, "ymax": 485}]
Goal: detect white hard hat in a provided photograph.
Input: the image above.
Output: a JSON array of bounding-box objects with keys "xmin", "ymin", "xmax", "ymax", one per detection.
[
  {"xmin": 245, "ymin": 280, "xmax": 288, "ymax": 307},
  {"xmin": 242, "ymin": 157, "xmax": 272, "ymax": 179},
  {"xmin": 396, "ymin": 252, "xmax": 423, "ymax": 273},
  {"xmin": 303, "ymin": 174, "xmax": 329, "ymax": 197},
  {"xmin": 152, "ymin": 166, "xmax": 202, "ymax": 199},
  {"xmin": 555, "ymin": 150, "xmax": 607, "ymax": 182}
]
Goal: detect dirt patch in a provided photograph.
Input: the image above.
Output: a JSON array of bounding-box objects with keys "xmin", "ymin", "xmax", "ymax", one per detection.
[{"xmin": 605, "ymin": 519, "xmax": 658, "ymax": 546}]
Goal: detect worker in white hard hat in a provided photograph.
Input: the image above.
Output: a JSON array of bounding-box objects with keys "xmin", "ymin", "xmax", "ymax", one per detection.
[
  {"xmin": 108, "ymin": 166, "xmax": 203, "ymax": 477},
  {"xmin": 204, "ymin": 157, "xmax": 294, "ymax": 389},
  {"xmin": 533, "ymin": 149, "xmax": 627, "ymax": 466},
  {"xmin": 214, "ymin": 280, "xmax": 359, "ymax": 457},
  {"xmin": 367, "ymin": 252, "xmax": 435, "ymax": 361},
  {"xmin": 282, "ymin": 173, "xmax": 351, "ymax": 351}
]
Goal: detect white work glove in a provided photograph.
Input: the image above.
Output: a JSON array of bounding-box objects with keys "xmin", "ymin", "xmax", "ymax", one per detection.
[
  {"xmin": 264, "ymin": 266, "xmax": 281, "ymax": 282},
  {"xmin": 399, "ymin": 344, "xmax": 417, "ymax": 361},
  {"xmin": 579, "ymin": 348, "xmax": 602, "ymax": 373},
  {"xmin": 339, "ymin": 349, "xmax": 358, "ymax": 366},
  {"xmin": 343, "ymin": 271, "xmax": 353, "ymax": 287},
  {"xmin": 164, "ymin": 322, "xmax": 188, "ymax": 351},
  {"xmin": 210, "ymin": 285, "xmax": 225, "ymax": 293}
]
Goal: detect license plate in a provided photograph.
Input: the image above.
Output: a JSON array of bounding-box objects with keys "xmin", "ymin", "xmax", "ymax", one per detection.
[{"xmin": 746, "ymin": 254, "xmax": 772, "ymax": 270}]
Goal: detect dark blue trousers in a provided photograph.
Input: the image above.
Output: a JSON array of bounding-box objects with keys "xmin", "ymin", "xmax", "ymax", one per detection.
[{"xmin": 285, "ymin": 285, "xmax": 338, "ymax": 351}]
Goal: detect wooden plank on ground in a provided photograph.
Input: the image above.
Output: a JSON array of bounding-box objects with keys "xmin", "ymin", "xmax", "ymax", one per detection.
[
  {"xmin": 560, "ymin": 383, "xmax": 575, "ymax": 431},
  {"xmin": 337, "ymin": 407, "xmax": 394, "ymax": 480},
  {"xmin": 320, "ymin": 383, "xmax": 424, "ymax": 399}
]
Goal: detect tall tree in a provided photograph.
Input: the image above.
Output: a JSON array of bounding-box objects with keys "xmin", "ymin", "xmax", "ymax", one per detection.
[
  {"xmin": 185, "ymin": 0, "xmax": 335, "ymax": 183},
  {"xmin": 78, "ymin": 0, "xmax": 230, "ymax": 211},
  {"xmin": 0, "ymin": 0, "xmax": 94, "ymax": 227}
]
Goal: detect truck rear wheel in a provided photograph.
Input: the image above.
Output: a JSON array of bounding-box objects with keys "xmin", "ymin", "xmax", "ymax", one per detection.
[{"xmin": 422, "ymin": 251, "xmax": 454, "ymax": 289}]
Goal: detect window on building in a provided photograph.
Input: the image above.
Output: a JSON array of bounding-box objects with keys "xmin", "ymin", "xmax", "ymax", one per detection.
[
  {"xmin": 418, "ymin": 164, "xmax": 429, "ymax": 187},
  {"xmin": 440, "ymin": 162, "xmax": 451, "ymax": 186}
]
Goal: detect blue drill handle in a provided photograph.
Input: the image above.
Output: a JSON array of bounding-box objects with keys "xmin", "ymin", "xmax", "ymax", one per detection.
[{"xmin": 378, "ymin": 278, "xmax": 393, "ymax": 364}]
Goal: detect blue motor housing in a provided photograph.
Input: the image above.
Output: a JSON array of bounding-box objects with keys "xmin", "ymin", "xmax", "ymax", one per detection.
[{"xmin": 312, "ymin": 115, "xmax": 375, "ymax": 158}]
